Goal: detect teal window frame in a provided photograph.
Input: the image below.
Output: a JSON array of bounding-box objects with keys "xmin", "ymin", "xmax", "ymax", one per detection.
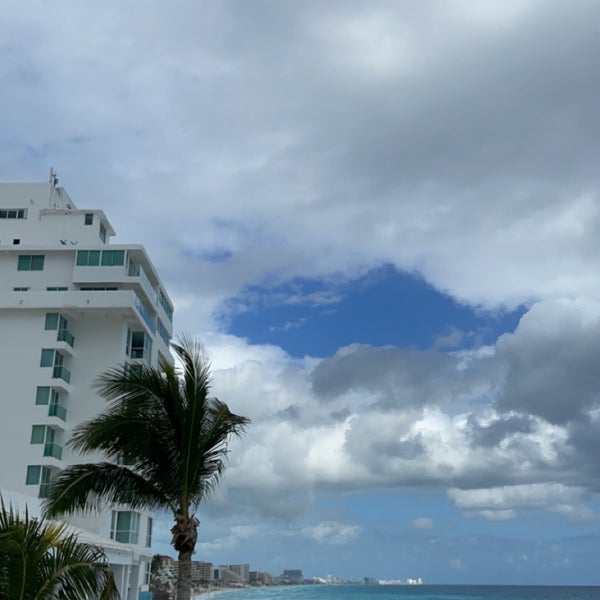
[
  {"xmin": 36, "ymin": 387, "xmax": 50, "ymax": 405},
  {"xmin": 26, "ymin": 465, "xmax": 41, "ymax": 485},
  {"xmin": 17, "ymin": 255, "xmax": 44, "ymax": 271},
  {"xmin": 45, "ymin": 313, "xmax": 59, "ymax": 330},
  {"xmin": 31, "ymin": 425, "xmax": 45, "ymax": 444},
  {"xmin": 111, "ymin": 510, "xmax": 140, "ymax": 544},
  {"xmin": 76, "ymin": 250, "xmax": 100, "ymax": 266},
  {"xmin": 40, "ymin": 349, "xmax": 54, "ymax": 367},
  {"xmin": 101, "ymin": 250, "xmax": 124, "ymax": 266}
]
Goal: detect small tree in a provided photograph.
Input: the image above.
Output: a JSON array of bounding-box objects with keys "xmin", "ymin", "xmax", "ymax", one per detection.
[
  {"xmin": 0, "ymin": 498, "xmax": 118, "ymax": 600},
  {"xmin": 43, "ymin": 337, "xmax": 250, "ymax": 600}
]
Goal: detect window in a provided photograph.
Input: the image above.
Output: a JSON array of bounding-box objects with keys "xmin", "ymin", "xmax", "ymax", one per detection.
[
  {"xmin": 0, "ymin": 208, "xmax": 26, "ymax": 219},
  {"xmin": 17, "ymin": 255, "xmax": 44, "ymax": 271},
  {"xmin": 31, "ymin": 425, "xmax": 45, "ymax": 444},
  {"xmin": 99, "ymin": 222, "xmax": 107, "ymax": 243},
  {"xmin": 76, "ymin": 250, "xmax": 100, "ymax": 266},
  {"xmin": 26, "ymin": 465, "xmax": 41, "ymax": 485},
  {"xmin": 127, "ymin": 330, "xmax": 151, "ymax": 360},
  {"xmin": 84, "ymin": 213, "xmax": 94, "ymax": 225},
  {"xmin": 45, "ymin": 313, "xmax": 59, "ymax": 330},
  {"xmin": 46, "ymin": 286, "xmax": 68, "ymax": 291},
  {"xmin": 146, "ymin": 517, "xmax": 153, "ymax": 547},
  {"xmin": 111, "ymin": 511, "xmax": 140, "ymax": 544},
  {"xmin": 45, "ymin": 313, "xmax": 67, "ymax": 331},
  {"xmin": 36, "ymin": 387, "xmax": 50, "ymax": 405},
  {"xmin": 101, "ymin": 250, "xmax": 124, "ymax": 266},
  {"xmin": 13, "ymin": 287, "xmax": 29, "ymax": 291},
  {"xmin": 76, "ymin": 249, "xmax": 123, "ymax": 266},
  {"xmin": 25, "ymin": 466, "xmax": 52, "ymax": 494},
  {"xmin": 80, "ymin": 286, "xmax": 118, "ymax": 291},
  {"xmin": 13, "ymin": 239, "xmax": 20, "ymax": 245},
  {"xmin": 40, "ymin": 349, "xmax": 55, "ymax": 367}
]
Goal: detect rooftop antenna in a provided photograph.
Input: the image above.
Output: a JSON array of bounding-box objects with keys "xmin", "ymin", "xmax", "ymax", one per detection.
[
  {"xmin": 48, "ymin": 167, "xmax": 59, "ymax": 207},
  {"xmin": 49, "ymin": 167, "xmax": 58, "ymax": 187}
]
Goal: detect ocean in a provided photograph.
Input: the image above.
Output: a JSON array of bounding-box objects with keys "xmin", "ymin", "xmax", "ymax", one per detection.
[{"xmin": 202, "ymin": 585, "xmax": 600, "ymax": 600}]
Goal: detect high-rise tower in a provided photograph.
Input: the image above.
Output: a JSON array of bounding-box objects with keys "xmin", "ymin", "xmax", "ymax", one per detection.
[{"xmin": 0, "ymin": 176, "xmax": 174, "ymax": 599}]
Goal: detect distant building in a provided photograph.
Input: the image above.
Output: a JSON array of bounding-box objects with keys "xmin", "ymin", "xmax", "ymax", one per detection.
[
  {"xmin": 191, "ymin": 561, "xmax": 214, "ymax": 584},
  {"xmin": 279, "ymin": 569, "xmax": 304, "ymax": 584},
  {"xmin": 218, "ymin": 565, "xmax": 247, "ymax": 584},
  {"xmin": 250, "ymin": 571, "xmax": 273, "ymax": 586}
]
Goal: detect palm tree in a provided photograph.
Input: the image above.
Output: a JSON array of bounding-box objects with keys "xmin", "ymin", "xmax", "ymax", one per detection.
[
  {"xmin": 0, "ymin": 498, "xmax": 118, "ymax": 600},
  {"xmin": 43, "ymin": 337, "xmax": 250, "ymax": 600}
]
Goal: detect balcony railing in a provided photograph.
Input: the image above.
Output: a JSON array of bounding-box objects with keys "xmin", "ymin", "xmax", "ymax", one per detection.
[
  {"xmin": 129, "ymin": 347, "xmax": 148, "ymax": 360},
  {"xmin": 44, "ymin": 443, "xmax": 63, "ymax": 460},
  {"xmin": 134, "ymin": 295, "xmax": 156, "ymax": 333},
  {"xmin": 57, "ymin": 328, "xmax": 75, "ymax": 347},
  {"xmin": 52, "ymin": 365, "xmax": 71, "ymax": 384},
  {"xmin": 48, "ymin": 404, "xmax": 67, "ymax": 421},
  {"xmin": 128, "ymin": 263, "xmax": 158, "ymax": 304}
]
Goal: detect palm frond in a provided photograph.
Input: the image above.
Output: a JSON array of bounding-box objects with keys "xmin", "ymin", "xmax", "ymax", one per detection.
[
  {"xmin": 43, "ymin": 462, "xmax": 172, "ymax": 518},
  {"xmin": 0, "ymin": 497, "xmax": 118, "ymax": 600}
]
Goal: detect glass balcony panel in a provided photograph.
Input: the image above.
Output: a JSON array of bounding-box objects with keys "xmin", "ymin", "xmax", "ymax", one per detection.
[
  {"xmin": 128, "ymin": 263, "xmax": 157, "ymax": 304},
  {"xmin": 48, "ymin": 404, "xmax": 67, "ymax": 421},
  {"xmin": 134, "ymin": 295, "xmax": 156, "ymax": 333},
  {"xmin": 57, "ymin": 328, "xmax": 75, "ymax": 347},
  {"xmin": 43, "ymin": 443, "xmax": 63, "ymax": 460},
  {"xmin": 52, "ymin": 365, "xmax": 71, "ymax": 383}
]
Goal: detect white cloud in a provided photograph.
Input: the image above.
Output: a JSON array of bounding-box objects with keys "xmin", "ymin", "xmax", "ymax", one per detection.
[
  {"xmin": 412, "ymin": 517, "xmax": 434, "ymax": 530},
  {"xmin": 302, "ymin": 521, "xmax": 360, "ymax": 545},
  {"xmin": 448, "ymin": 484, "xmax": 592, "ymax": 520}
]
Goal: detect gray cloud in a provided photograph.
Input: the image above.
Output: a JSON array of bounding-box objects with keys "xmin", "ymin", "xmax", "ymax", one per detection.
[{"xmin": 495, "ymin": 299, "xmax": 600, "ymax": 424}]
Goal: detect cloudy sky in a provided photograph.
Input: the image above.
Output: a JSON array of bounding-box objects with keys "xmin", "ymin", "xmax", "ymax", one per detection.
[{"xmin": 3, "ymin": 0, "xmax": 600, "ymax": 585}]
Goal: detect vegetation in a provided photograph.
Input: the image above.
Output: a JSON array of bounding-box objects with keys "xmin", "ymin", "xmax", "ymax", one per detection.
[
  {"xmin": 43, "ymin": 337, "xmax": 250, "ymax": 600},
  {"xmin": 0, "ymin": 498, "xmax": 117, "ymax": 600}
]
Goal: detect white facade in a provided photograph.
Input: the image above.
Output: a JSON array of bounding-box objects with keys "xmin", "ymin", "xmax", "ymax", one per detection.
[{"xmin": 0, "ymin": 178, "xmax": 174, "ymax": 600}]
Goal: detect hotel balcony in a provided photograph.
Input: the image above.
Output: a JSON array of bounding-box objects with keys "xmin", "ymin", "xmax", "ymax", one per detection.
[
  {"xmin": 43, "ymin": 442, "xmax": 63, "ymax": 460},
  {"xmin": 48, "ymin": 403, "xmax": 67, "ymax": 421}
]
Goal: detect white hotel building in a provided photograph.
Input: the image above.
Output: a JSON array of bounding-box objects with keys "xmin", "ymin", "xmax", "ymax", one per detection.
[{"xmin": 0, "ymin": 177, "xmax": 174, "ymax": 599}]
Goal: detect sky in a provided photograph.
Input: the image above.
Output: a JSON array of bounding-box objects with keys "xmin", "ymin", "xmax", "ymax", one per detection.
[{"xmin": 2, "ymin": 0, "xmax": 600, "ymax": 585}]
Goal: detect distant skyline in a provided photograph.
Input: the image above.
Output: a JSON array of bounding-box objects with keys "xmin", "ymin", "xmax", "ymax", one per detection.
[{"xmin": 2, "ymin": 0, "xmax": 600, "ymax": 584}]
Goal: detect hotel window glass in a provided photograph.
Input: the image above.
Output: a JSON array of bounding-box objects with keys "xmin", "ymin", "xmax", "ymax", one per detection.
[
  {"xmin": 36, "ymin": 386, "xmax": 50, "ymax": 405},
  {"xmin": 26, "ymin": 465, "xmax": 41, "ymax": 485},
  {"xmin": 99, "ymin": 222, "xmax": 107, "ymax": 243},
  {"xmin": 101, "ymin": 250, "xmax": 124, "ymax": 266},
  {"xmin": 17, "ymin": 255, "xmax": 44, "ymax": 271},
  {"xmin": 30, "ymin": 425, "xmax": 45, "ymax": 444},
  {"xmin": 40, "ymin": 349, "xmax": 54, "ymax": 367},
  {"xmin": 111, "ymin": 510, "xmax": 140, "ymax": 544},
  {"xmin": 146, "ymin": 517, "xmax": 153, "ymax": 547},
  {"xmin": 76, "ymin": 250, "xmax": 100, "ymax": 266},
  {"xmin": 45, "ymin": 312, "xmax": 67, "ymax": 331},
  {"xmin": 0, "ymin": 208, "xmax": 26, "ymax": 219},
  {"xmin": 84, "ymin": 213, "xmax": 94, "ymax": 225}
]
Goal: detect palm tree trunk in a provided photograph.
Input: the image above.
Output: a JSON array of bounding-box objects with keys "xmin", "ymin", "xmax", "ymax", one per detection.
[
  {"xmin": 177, "ymin": 549, "xmax": 193, "ymax": 600},
  {"xmin": 171, "ymin": 512, "xmax": 199, "ymax": 600}
]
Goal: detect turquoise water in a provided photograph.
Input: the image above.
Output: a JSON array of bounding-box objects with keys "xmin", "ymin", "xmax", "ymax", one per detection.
[{"xmin": 204, "ymin": 585, "xmax": 600, "ymax": 600}]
